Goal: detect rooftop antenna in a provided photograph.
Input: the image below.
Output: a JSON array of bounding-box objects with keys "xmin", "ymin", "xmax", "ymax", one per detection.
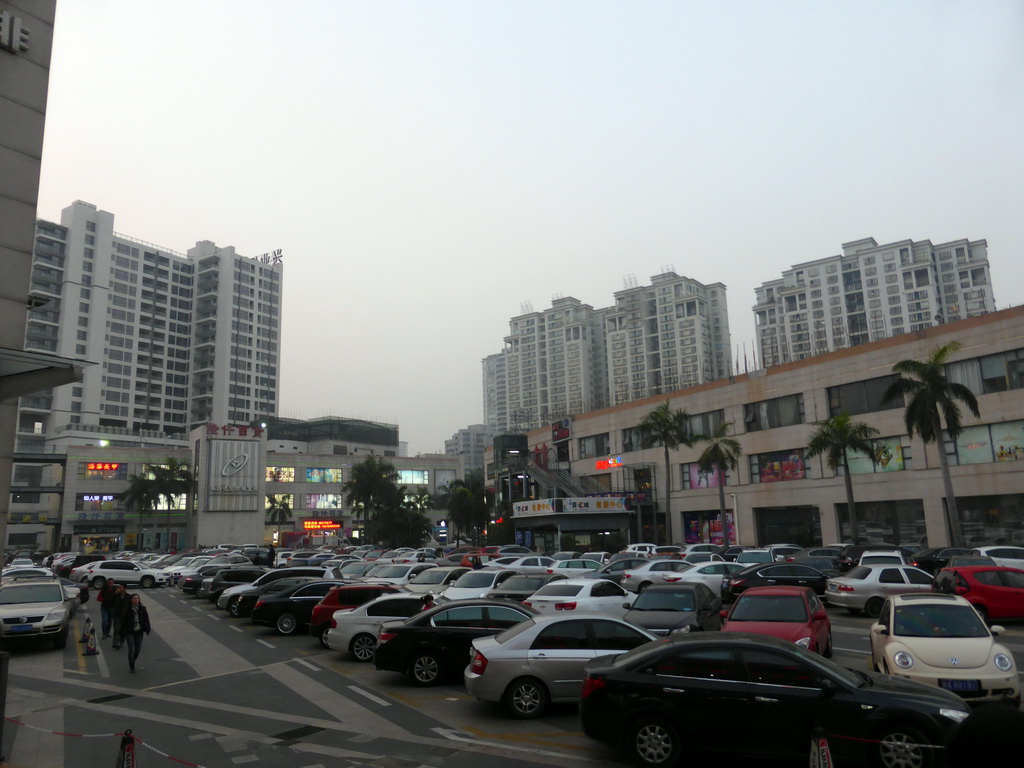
[
  {"xmin": 623, "ymin": 274, "xmax": 638, "ymax": 289},
  {"xmin": 520, "ymin": 300, "xmax": 533, "ymax": 314},
  {"xmin": 660, "ymin": 264, "xmax": 676, "ymax": 275}
]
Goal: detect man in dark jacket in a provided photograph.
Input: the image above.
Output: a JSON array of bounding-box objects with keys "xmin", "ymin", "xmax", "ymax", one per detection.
[
  {"xmin": 121, "ymin": 593, "xmax": 151, "ymax": 673},
  {"xmin": 97, "ymin": 578, "xmax": 117, "ymax": 638},
  {"xmin": 108, "ymin": 584, "xmax": 128, "ymax": 649}
]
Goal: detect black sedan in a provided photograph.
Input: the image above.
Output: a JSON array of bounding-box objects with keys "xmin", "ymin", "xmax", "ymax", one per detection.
[
  {"xmin": 230, "ymin": 576, "xmax": 322, "ymax": 618},
  {"xmin": 580, "ymin": 557, "xmax": 649, "ymax": 584},
  {"xmin": 374, "ymin": 599, "xmax": 536, "ymax": 686},
  {"xmin": 180, "ymin": 564, "xmax": 233, "ymax": 595},
  {"xmin": 250, "ymin": 579, "xmax": 346, "ymax": 635},
  {"xmin": 579, "ymin": 632, "xmax": 970, "ymax": 767},
  {"xmin": 623, "ymin": 583, "xmax": 722, "ymax": 636},
  {"xmin": 720, "ymin": 563, "xmax": 828, "ymax": 602},
  {"xmin": 910, "ymin": 546, "xmax": 971, "ymax": 574}
]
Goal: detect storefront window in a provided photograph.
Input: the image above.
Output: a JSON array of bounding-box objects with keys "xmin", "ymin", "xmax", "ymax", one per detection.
[
  {"xmin": 397, "ymin": 470, "xmax": 429, "ymax": 485},
  {"xmin": 305, "ymin": 468, "xmax": 344, "ymax": 483},
  {"xmin": 305, "ymin": 493, "xmax": 343, "ymax": 510},
  {"xmin": 955, "ymin": 494, "xmax": 1024, "ymax": 547},
  {"xmin": 836, "ymin": 499, "xmax": 926, "ymax": 545},
  {"xmin": 266, "ymin": 494, "xmax": 293, "ymax": 509},
  {"xmin": 750, "ymin": 450, "xmax": 808, "ymax": 483},
  {"xmin": 266, "ymin": 466, "xmax": 295, "ymax": 482},
  {"xmin": 844, "ymin": 437, "xmax": 911, "ymax": 474}
]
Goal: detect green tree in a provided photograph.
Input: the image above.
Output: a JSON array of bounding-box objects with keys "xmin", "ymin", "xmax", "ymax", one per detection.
[
  {"xmin": 150, "ymin": 458, "xmax": 192, "ymax": 550},
  {"xmin": 638, "ymin": 401, "xmax": 693, "ymax": 544},
  {"xmin": 805, "ymin": 412, "xmax": 879, "ymax": 546},
  {"xmin": 694, "ymin": 422, "xmax": 743, "ymax": 545},
  {"xmin": 883, "ymin": 342, "xmax": 980, "ymax": 547},
  {"xmin": 266, "ymin": 495, "xmax": 293, "ymax": 544},
  {"xmin": 124, "ymin": 471, "xmax": 161, "ymax": 548},
  {"xmin": 343, "ymin": 456, "xmax": 399, "ymax": 544}
]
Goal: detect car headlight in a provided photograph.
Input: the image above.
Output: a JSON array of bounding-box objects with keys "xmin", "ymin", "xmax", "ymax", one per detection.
[
  {"xmin": 670, "ymin": 625, "xmax": 692, "ymax": 635},
  {"xmin": 994, "ymin": 653, "xmax": 1013, "ymax": 672},
  {"xmin": 795, "ymin": 636, "xmax": 811, "ymax": 648},
  {"xmin": 940, "ymin": 708, "xmax": 970, "ymax": 723},
  {"xmin": 893, "ymin": 651, "xmax": 914, "ymax": 669},
  {"xmin": 45, "ymin": 608, "xmax": 65, "ymax": 621}
]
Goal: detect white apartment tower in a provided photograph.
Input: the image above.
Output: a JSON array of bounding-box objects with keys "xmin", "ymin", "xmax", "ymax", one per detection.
[
  {"xmin": 18, "ymin": 201, "xmax": 283, "ymax": 450},
  {"xmin": 502, "ymin": 297, "xmax": 609, "ymax": 433},
  {"xmin": 754, "ymin": 237, "xmax": 993, "ymax": 367},
  {"xmin": 482, "ymin": 352, "xmax": 508, "ymax": 434},
  {"xmin": 444, "ymin": 424, "xmax": 493, "ymax": 477},
  {"xmin": 606, "ymin": 271, "xmax": 731, "ymax": 405}
]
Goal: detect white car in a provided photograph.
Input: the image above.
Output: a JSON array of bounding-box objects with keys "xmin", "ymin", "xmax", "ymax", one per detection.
[
  {"xmin": 858, "ymin": 550, "xmax": 908, "ymax": 566},
  {"xmin": 497, "ymin": 556, "xmax": 557, "ymax": 575},
  {"xmin": 870, "ymin": 593, "xmax": 1019, "ymax": 705},
  {"xmin": 74, "ymin": 559, "xmax": 169, "ymax": 589},
  {"xmin": 621, "ymin": 560, "xmax": 697, "ymax": 593},
  {"xmin": 581, "ymin": 551, "xmax": 611, "ymax": 564},
  {"xmin": 548, "ymin": 559, "xmax": 604, "ymax": 576},
  {"xmin": 970, "ymin": 545, "xmax": 1024, "ymax": 570},
  {"xmin": 360, "ymin": 562, "xmax": 436, "ymax": 586},
  {"xmin": 325, "ymin": 593, "xmax": 426, "ymax": 661},
  {"xmin": 825, "ymin": 565, "xmax": 934, "ymax": 616},
  {"xmin": 8, "ymin": 558, "xmax": 35, "ymax": 568},
  {"xmin": 441, "ymin": 569, "xmax": 519, "ymax": 601},
  {"xmin": 481, "ymin": 556, "xmax": 524, "ymax": 570},
  {"xmin": 672, "ymin": 561, "xmax": 747, "ymax": 591},
  {"xmin": 163, "ymin": 556, "xmax": 215, "ymax": 583},
  {"xmin": 623, "ymin": 543, "xmax": 658, "ymax": 556},
  {"xmin": 522, "ymin": 578, "xmax": 633, "ymax": 617},
  {"xmin": 405, "ymin": 566, "xmax": 469, "ymax": 594},
  {"xmin": 735, "ymin": 549, "xmax": 774, "ymax": 565}
]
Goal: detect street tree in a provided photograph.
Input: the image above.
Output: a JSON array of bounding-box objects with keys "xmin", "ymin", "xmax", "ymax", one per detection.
[
  {"xmin": 694, "ymin": 422, "xmax": 742, "ymax": 545},
  {"xmin": 638, "ymin": 401, "xmax": 693, "ymax": 544},
  {"xmin": 265, "ymin": 495, "xmax": 293, "ymax": 545}
]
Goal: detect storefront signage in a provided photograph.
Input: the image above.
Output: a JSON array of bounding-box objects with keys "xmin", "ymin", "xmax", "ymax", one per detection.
[
  {"xmin": 595, "ymin": 456, "xmax": 623, "ymax": 470},
  {"xmin": 87, "ymin": 462, "xmax": 120, "ymax": 471},
  {"xmin": 551, "ymin": 418, "xmax": 571, "ymax": 442},
  {"xmin": 256, "ymin": 249, "xmax": 283, "ymax": 265},
  {"xmin": 73, "ymin": 525, "xmax": 125, "ymax": 534},
  {"xmin": 83, "ymin": 494, "xmax": 115, "ymax": 502},
  {"xmin": 303, "ymin": 520, "xmax": 341, "ymax": 530},
  {"xmin": 205, "ymin": 423, "xmax": 264, "ymax": 437}
]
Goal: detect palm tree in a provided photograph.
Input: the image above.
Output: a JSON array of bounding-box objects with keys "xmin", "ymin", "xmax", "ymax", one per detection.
[
  {"xmin": 123, "ymin": 472, "xmax": 160, "ymax": 549},
  {"xmin": 266, "ymin": 495, "xmax": 293, "ymax": 544},
  {"xmin": 150, "ymin": 458, "xmax": 192, "ymax": 550},
  {"xmin": 883, "ymin": 342, "xmax": 980, "ymax": 547},
  {"xmin": 805, "ymin": 412, "xmax": 879, "ymax": 546},
  {"xmin": 637, "ymin": 401, "xmax": 693, "ymax": 544},
  {"xmin": 343, "ymin": 456, "xmax": 399, "ymax": 543},
  {"xmin": 694, "ymin": 422, "xmax": 743, "ymax": 545}
]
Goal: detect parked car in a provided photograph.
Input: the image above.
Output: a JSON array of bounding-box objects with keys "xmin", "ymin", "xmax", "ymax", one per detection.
[
  {"xmin": 325, "ymin": 593, "xmax": 427, "ymax": 660},
  {"xmin": 790, "ymin": 546, "xmax": 843, "ymax": 560},
  {"xmin": 73, "ymin": 559, "xmax": 170, "ymax": 590},
  {"xmin": 680, "ymin": 553, "xmax": 724, "ymax": 565},
  {"xmin": 548, "ymin": 551, "xmax": 581, "ymax": 561},
  {"xmin": 578, "ymin": 632, "xmax": 970, "ymax": 767},
  {"xmin": 686, "ymin": 544, "xmax": 725, "ymax": 556},
  {"xmin": 581, "ymin": 551, "xmax": 611, "ymax": 564},
  {"xmin": 497, "ymin": 556, "xmax": 557, "ymax": 575},
  {"xmin": 204, "ymin": 566, "xmax": 269, "ymax": 602},
  {"xmin": 404, "ymin": 566, "xmax": 469, "ymax": 594},
  {"xmin": 721, "ymin": 585, "xmax": 831, "ymax": 655},
  {"xmin": 837, "ymin": 543, "xmax": 911, "ymax": 572},
  {"xmin": 496, "ymin": 545, "xmax": 534, "ymax": 556},
  {"xmin": 547, "ymin": 559, "xmax": 603, "ymax": 576},
  {"xmin": 870, "ymin": 593, "xmax": 1019, "ymax": 706},
  {"xmin": 374, "ymin": 599, "xmax": 536, "ymax": 685},
  {"xmin": 360, "ymin": 562, "xmax": 436, "ymax": 587},
  {"xmin": 932, "ymin": 565, "xmax": 1024, "ymax": 622},
  {"xmin": 790, "ymin": 557, "xmax": 842, "ymax": 578},
  {"xmin": 720, "ymin": 546, "xmax": 749, "ymax": 561},
  {"xmin": 859, "ymin": 550, "xmax": 909, "ymax": 566},
  {"xmin": 825, "ymin": 564, "xmax": 934, "ymax": 616},
  {"xmin": 523, "ymin": 578, "xmax": 633, "ymax": 617},
  {"xmin": 218, "ymin": 566, "xmax": 345, "ymax": 612},
  {"xmin": 910, "ymin": 547, "xmax": 971, "ymax": 574},
  {"xmin": 720, "ymin": 562, "xmax": 829, "ymax": 602},
  {"xmin": 308, "ymin": 583, "xmax": 404, "ymax": 647},
  {"xmin": 0, "ymin": 579, "xmax": 73, "ymax": 648},
  {"xmin": 180, "ymin": 564, "xmax": 233, "ymax": 595},
  {"xmin": 465, "ymin": 614, "xmax": 657, "ymax": 718},
  {"xmin": 580, "ymin": 557, "xmax": 649, "ymax": 584},
  {"xmin": 54, "ymin": 553, "xmax": 106, "ymax": 579},
  {"xmin": 441, "ymin": 569, "xmax": 519, "ymax": 601},
  {"xmin": 623, "ymin": 583, "xmax": 722, "ymax": 636},
  {"xmin": 670, "ymin": 561, "xmax": 746, "ymax": 591},
  {"xmin": 970, "ymin": 545, "xmax": 1024, "ymax": 570},
  {"xmin": 250, "ymin": 579, "xmax": 347, "ymax": 635},
  {"xmin": 621, "ymin": 560, "xmax": 696, "ymax": 593},
  {"xmin": 767, "ymin": 545, "xmax": 803, "ymax": 562},
  {"xmin": 734, "ymin": 549, "xmax": 774, "ymax": 565},
  {"xmin": 947, "ymin": 555, "xmax": 997, "ymax": 569},
  {"xmin": 622, "ymin": 543, "xmax": 658, "ymax": 557},
  {"xmin": 228, "ymin": 576, "xmax": 322, "ymax": 618},
  {"xmin": 485, "ymin": 573, "xmax": 567, "ymax": 602}
]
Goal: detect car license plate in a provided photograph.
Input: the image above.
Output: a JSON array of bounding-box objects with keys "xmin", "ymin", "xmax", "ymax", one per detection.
[
  {"xmin": 9, "ymin": 624, "xmax": 33, "ymax": 633},
  {"xmin": 940, "ymin": 679, "xmax": 980, "ymax": 692}
]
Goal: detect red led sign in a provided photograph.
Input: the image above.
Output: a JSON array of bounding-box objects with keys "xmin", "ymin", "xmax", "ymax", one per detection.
[
  {"xmin": 87, "ymin": 462, "xmax": 120, "ymax": 471},
  {"xmin": 595, "ymin": 456, "xmax": 623, "ymax": 470},
  {"xmin": 303, "ymin": 520, "xmax": 341, "ymax": 530}
]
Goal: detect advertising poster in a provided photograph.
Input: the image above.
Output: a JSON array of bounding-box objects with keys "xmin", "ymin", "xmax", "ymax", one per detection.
[
  {"xmin": 683, "ymin": 511, "xmax": 735, "ymax": 544},
  {"xmin": 758, "ymin": 450, "xmax": 805, "ymax": 482},
  {"xmin": 991, "ymin": 421, "xmax": 1024, "ymax": 462},
  {"xmin": 956, "ymin": 425, "xmax": 995, "ymax": 465},
  {"xmin": 873, "ymin": 439, "xmax": 904, "ymax": 472},
  {"xmin": 688, "ymin": 463, "xmax": 723, "ymax": 488}
]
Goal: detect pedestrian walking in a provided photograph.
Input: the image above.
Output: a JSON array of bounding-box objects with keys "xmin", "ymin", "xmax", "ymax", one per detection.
[
  {"xmin": 267, "ymin": 545, "xmax": 276, "ymax": 567},
  {"xmin": 97, "ymin": 578, "xmax": 117, "ymax": 639},
  {"xmin": 109, "ymin": 584, "xmax": 128, "ymax": 650},
  {"xmin": 121, "ymin": 593, "xmax": 151, "ymax": 673}
]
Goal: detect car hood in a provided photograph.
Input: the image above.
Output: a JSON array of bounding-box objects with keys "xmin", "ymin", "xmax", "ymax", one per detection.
[
  {"xmin": 442, "ymin": 587, "xmax": 491, "ymax": 600},
  {"xmin": 859, "ymin": 669, "xmax": 970, "ymax": 707},
  {"xmin": 0, "ymin": 599, "xmax": 65, "ymax": 614},
  {"xmin": 624, "ymin": 609, "xmax": 698, "ymax": 631},
  {"xmin": 887, "ymin": 637, "xmax": 996, "ymax": 669},
  {"xmin": 723, "ymin": 620, "xmax": 811, "ymax": 643}
]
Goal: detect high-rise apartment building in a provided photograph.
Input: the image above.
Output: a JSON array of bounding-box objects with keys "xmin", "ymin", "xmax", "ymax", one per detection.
[
  {"xmin": 482, "ymin": 352, "xmax": 507, "ymax": 434},
  {"xmin": 606, "ymin": 271, "xmax": 731, "ymax": 405},
  {"xmin": 754, "ymin": 237, "xmax": 993, "ymax": 367},
  {"xmin": 444, "ymin": 424, "xmax": 493, "ymax": 477},
  {"xmin": 18, "ymin": 201, "xmax": 283, "ymax": 450}
]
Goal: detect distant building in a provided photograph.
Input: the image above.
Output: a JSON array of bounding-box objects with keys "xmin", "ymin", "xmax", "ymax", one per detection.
[
  {"xmin": 754, "ymin": 237, "xmax": 993, "ymax": 368},
  {"xmin": 445, "ymin": 424, "xmax": 493, "ymax": 477},
  {"xmin": 482, "ymin": 352, "xmax": 508, "ymax": 434}
]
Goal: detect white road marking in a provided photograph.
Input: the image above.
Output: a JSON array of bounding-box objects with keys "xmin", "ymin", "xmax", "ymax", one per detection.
[
  {"xmin": 347, "ymin": 685, "xmax": 391, "ymax": 707},
  {"xmin": 294, "ymin": 659, "xmax": 319, "ymax": 671},
  {"xmin": 835, "ymin": 647, "xmax": 870, "ymax": 654},
  {"xmin": 231, "ymin": 626, "xmax": 244, "ymax": 633},
  {"xmin": 257, "ymin": 639, "xmax": 276, "ymax": 649}
]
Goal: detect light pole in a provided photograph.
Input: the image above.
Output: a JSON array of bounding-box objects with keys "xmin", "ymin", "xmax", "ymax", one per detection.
[{"xmin": 729, "ymin": 492, "xmax": 739, "ymax": 546}]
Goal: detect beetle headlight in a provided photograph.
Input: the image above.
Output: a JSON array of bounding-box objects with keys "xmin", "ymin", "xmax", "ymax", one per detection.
[
  {"xmin": 893, "ymin": 651, "xmax": 914, "ymax": 669},
  {"xmin": 994, "ymin": 653, "xmax": 1013, "ymax": 672}
]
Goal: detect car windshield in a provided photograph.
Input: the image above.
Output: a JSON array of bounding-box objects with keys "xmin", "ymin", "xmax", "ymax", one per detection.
[
  {"xmin": 844, "ymin": 567, "xmax": 872, "ymax": 580},
  {"xmin": 632, "ymin": 591, "xmax": 695, "ymax": 612},
  {"xmin": 533, "ymin": 584, "xmax": 583, "ymax": 598},
  {"xmin": 452, "ymin": 572, "xmax": 498, "ymax": 588},
  {"xmin": 501, "ymin": 576, "xmax": 545, "ymax": 591},
  {"xmin": 339, "ymin": 563, "xmax": 373, "ymax": 575},
  {"xmin": 375, "ymin": 566, "xmax": 410, "ymax": 578},
  {"xmin": 862, "ymin": 556, "xmax": 901, "ymax": 564},
  {"xmin": 730, "ymin": 595, "xmax": 808, "ymax": 622},
  {"xmin": 893, "ymin": 604, "xmax": 989, "ymax": 638},
  {"xmin": 412, "ymin": 570, "xmax": 449, "ymax": 584},
  {"xmin": 0, "ymin": 585, "xmax": 64, "ymax": 604},
  {"xmin": 738, "ymin": 551, "xmax": 772, "ymax": 563}
]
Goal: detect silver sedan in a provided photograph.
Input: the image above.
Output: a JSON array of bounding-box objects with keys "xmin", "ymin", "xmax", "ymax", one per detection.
[{"xmin": 464, "ymin": 613, "xmax": 656, "ymax": 719}]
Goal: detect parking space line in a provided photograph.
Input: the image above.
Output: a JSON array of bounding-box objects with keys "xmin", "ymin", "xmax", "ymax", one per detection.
[
  {"xmin": 294, "ymin": 659, "xmax": 319, "ymax": 672},
  {"xmin": 256, "ymin": 639, "xmax": 275, "ymax": 649},
  {"xmin": 231, "ymin": 626, "xmax": 244, "ymax": 633},
  {"xmin": 835, "ymin": 647, "xmax": 869, "ymax": 654},
  {"xmin": 347, "ymin": 685, "xmax": 390, "ymax": 707}
]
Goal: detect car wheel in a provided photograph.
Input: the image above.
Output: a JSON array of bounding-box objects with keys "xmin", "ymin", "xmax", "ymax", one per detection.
[
  {"xmin": 638, "ymin": 582, "xmax": 652, "ymax": 593},
  {"xmin": 275, "ymin": 612, "xmax": 298, "ymax": 635},
  {"xmin": 53, "ymin": 627, "xmax": 68, "ymax": 650},
  {"xmin": 823, "ymin": 632, "xmax": 833, "ymax": 658},
  {"xmin": 349, "ymin": 633, "xmax": 376, "ymax": 662},
  {"xmin": 227, "ymin": 597, "xmax": 241, "ymax": 617},
  {"xmin": 875, "ymin": 724, "xmax": 934, "ymax": 768},
  {"xmin": 865, "ymin": 597, "xmax": 884, "ymax": 617},
  {"xmin": 140, "ymin": 576, "xmax": 155, "ymax": 589},
  {"xmin": 974, "ymin": 604, "xmax": 990, "ymax": 624},
  {"xmin": 317, "ymin": 625, "xmax": 332, "ymax": 649},
  {"xmin": 90, "ymin": 576, "xmax": 106, "ymax": 590},
  {"xmin": 845, "ymin": 607, "xmax": 862, "ymax": 615},
  {"xmin": 408, "ymin": 651, "xmax": 443, "ymax": 686},
  {"xmin": 628, "ymin": 716, "xmax": 681, "ymax": 767},
  {"xmin": 503, "ymin": 677, "xmax": 549, "ymax": 719}
]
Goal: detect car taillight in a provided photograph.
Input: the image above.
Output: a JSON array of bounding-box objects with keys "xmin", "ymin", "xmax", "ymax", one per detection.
[
  {"xmin": 555, "ymin": 602, "xmax": 577, "ymax": 610},
  {"xmin": 522, "ymin": 601, "xmax": 532, "ymax": 607},
  {"xmin": 623, "ymin": 573, "xmax": 631, "ymax": 579},
  {"xmin": 471, "ymin": 651, "xmax": 488, "ymax": 674},
  {"xmin": 836, "ymin": 584, "xmax": 855, "ymax": 592},
  {"xmin": 912, "ymin": 561, "xmax": 920, "ymax": 567},
  {"xmin": 330, "ymin": 616, "xmax": 338, "ymax": 629},
  {"xmin": 254, "ymin": 599, "xmax": 265, "ymax": 609},
  {"xmin": 728, "ymin": 579, "xmax": 745, "ymax": 586},
  {"xmin": 546, "ymin": 569, "xmax": 554, "ymax": 574},
  {"xmin": 664, "ymin": 577, "xmax": 681, "ymax": 582},
  {"xmin": 581, "ymin": 673, "xmax": 606, "ymax": 698},
  {"xmin": 378, "ymin": 630, "xmax": 397, "ymax": 644}
]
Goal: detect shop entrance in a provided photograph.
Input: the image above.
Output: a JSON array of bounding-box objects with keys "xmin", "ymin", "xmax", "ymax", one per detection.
[{"xmin": 753, "ymin": 506, "xmax": 821, "ymax": 547}]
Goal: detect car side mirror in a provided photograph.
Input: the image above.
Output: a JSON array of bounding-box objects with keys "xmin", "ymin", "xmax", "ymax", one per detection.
[
  {"xmin": 870, "ymin": 623, "xmax": 888, "ymax": 636},
  {"xmin": 623, "ymin": 602, "xmax": 631, "ymax": 610},
  {"xmin": 813, "ymin": 610, "xmax": 828, "ymax": 621},
  {"xmin": 990, "ymin": 625, "xmax": 1004, "ymax": 635},
  {"xmin": 719, "ymin": 609, "xmax": 728, "ymax": 619},
  {"xmin": 819, "ymin": 678, "xmax": 838, "ymax": 697}
]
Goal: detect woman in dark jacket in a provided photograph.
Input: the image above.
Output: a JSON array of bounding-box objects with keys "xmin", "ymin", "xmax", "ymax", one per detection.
[{"xmin": 121, "ymin": 593, "xmax": 151, "ymax": 672}]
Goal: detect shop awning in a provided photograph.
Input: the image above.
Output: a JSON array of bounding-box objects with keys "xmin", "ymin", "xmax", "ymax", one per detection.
[{"xmin": 0, "ymin": 346, "xmax": 87, "ymax": 401}]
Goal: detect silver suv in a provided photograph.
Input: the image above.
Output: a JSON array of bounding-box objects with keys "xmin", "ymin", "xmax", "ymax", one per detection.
[{"xmin": 0, "ymin": 579, "xmax": 72, "ymax": 648}]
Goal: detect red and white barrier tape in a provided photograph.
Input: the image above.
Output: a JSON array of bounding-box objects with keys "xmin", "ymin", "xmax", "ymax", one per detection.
[{"xmin": 3, "ymin": 717, "xmax": 209, "ymax": 767}]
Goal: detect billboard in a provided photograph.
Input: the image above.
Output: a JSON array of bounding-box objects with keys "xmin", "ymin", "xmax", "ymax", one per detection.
[{"xmin": 757, "ymin": 450, "xmax": 805, "ymax": 483}]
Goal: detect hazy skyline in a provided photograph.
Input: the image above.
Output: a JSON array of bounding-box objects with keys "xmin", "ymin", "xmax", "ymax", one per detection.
[{"xmin": 37, "ymin": 1, "xmax": 1024, "ymax": 454}]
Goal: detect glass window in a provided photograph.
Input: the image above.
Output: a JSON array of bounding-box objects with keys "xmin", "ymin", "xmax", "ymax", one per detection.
[
  {"xmin": 743, "ymin": 650, "xmax": 820, "ymax": 687},
  {"xmin": 485, "ymin": 606, "xmax": 531, "ymax": 629},
  {"xmin": 266, "ymin": 467, "xmax": 295, "ymax": 482},
  {"xmin": 532, "ymin": 620, "xmax": 588, "ymax": 650},
  {"xmin": 904, "ymin": 569, "xmax": 934, "ymax": 585},
  {"xmin": 878, "ymin": 569, "xmax": 905, "ymax": 584},
  {"xmin": 433, "ymin": 606, "xmax": 485, "ymax": 628},
  {"xmin": 654, "ymin": 648, "xmax": 742, "ymax": 680},
  {"xmin": 750, "ymin": 450, "xmax": 806, "ymax": 483},
  {"xmin": 744, "ymin": 394, "xmax": 804, "ymax": 431},
  {"xmin": 972, "ymin": 571, "xmax": 1002, "ymax": 587},
  {"xmin": 1000, "ymin": 571, "xmax": 1024, "ymax": 588},
  {"xmin": 590, "ymin": 620, "xmax": 651, "ymax": 651}
]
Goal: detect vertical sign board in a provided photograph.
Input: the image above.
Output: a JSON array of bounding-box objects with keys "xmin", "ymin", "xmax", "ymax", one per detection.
[{"xmin": 207, "ymin": 439, "xmax": 261, "ymax": 512}]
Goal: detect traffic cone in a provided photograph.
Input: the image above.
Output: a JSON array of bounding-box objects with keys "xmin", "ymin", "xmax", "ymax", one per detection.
[
  {"xmin": 79, "ymin": 615, "xmax": 92, "ymax": 643},
  {"xmin": 84, "ymin": 625, "xmax": 99, "ymax": 655}
]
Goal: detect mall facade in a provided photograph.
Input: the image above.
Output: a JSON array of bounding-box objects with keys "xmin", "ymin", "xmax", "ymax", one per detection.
[{"xmin": 494, "ymin": 306, "xmax": 1024, "ymax": 551}]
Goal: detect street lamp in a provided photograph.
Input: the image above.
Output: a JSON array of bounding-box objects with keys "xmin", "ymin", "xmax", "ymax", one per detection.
[{"xmin": 730, "ymin": 492, "xmax": 739, "ymax": 546}]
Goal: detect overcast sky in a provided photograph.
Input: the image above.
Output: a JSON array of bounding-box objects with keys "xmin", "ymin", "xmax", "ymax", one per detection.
[{"xmin": 38, "ymin": 1, "xmax": 1024, "ymax": 455}]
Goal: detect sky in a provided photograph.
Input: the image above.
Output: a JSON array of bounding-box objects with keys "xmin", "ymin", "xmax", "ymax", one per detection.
[{"xmin": 37, "ymin": 1, "xmax": 1024, "ymax": 455}]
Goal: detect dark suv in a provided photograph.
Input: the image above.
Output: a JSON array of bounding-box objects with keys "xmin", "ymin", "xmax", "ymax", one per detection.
[
  {"xmin": 206, "ymin": 566, "xmax": 268, "ymax": 602},
  {"xmin": 54, "ymin": 554, "xmax": 106, "ymax": 578}
]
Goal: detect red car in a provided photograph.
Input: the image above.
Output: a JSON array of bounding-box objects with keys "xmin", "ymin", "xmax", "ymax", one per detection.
[
  {"xmin": 932, "ymin": 565, "xmax": 1024, "ymax": 622},
  {"xmin": 308, "ymin": 583, "xmax": 402, "ymax": 647},
  {"xmin": 720, "ymin": 585, "xmax": 832, "ymax": 656}
]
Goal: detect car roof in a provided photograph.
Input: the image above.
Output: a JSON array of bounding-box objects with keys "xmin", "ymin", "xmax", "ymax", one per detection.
[
  {"xmin": 889, "ymin": 593, "xmax": 967, "ymax": 605},
  {"xmin": 939, "ymin": 565, "xmax": 1024, "ymax": 574},
  {"xmin": 735, "ymin": 585, "xmax": 812, "ymax": 597},
  {"xmin": 637, "ymin": 583, "xmax": 700, "ymax": 593}
]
